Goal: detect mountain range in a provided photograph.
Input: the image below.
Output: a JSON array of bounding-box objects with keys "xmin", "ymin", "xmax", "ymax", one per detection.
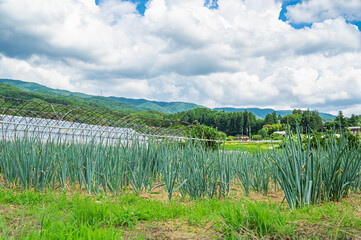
[{"xmin": 0, "ymin": 78, "xmax": 336, "ymax": 121}]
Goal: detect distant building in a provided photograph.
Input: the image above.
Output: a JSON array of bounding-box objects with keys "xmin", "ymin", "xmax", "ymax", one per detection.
[
  {"xmin": 273, "ymin": 131, "xmax": 286, "ymax": 136},
  {"xmin": 348, "ymin": 126, "xmax": 361, "ymax": 135},
  {"xmin": 235, "ymin": 135, "xmax": 250, "ymax": 141}
]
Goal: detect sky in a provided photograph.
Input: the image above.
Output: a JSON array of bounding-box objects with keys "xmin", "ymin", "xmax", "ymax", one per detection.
[{"xmin": 1, "ymin": 0, "xmax": 361, "ymax": 116}]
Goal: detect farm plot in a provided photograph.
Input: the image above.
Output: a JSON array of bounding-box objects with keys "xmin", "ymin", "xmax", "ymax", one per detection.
[
  {"xmin": 1, "ymin": 128, "xmax": 360, "ymax": 205},
  {"xmin": 0, "ymin": 128, "xmax": 361, "ymax": 239}
]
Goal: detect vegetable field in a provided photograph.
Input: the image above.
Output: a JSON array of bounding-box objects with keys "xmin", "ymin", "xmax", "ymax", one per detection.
[
  {"xmin": 1, "ymin": 129, "xmax": 361, "ymax": 239},
  {"xmin": 1, "ymin": 129, "xmax": 360, "ymax": 209}
]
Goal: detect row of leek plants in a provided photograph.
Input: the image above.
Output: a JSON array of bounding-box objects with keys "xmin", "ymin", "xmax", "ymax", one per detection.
[
  {"xmin": 0, "ymin": 130, "xmax": 360, "ymax": 207},
  {"xmin": 231, "ymin": 149, "xmax": 276, "ymax": 197},
  {"xmin": 0, "ymin": 135, "xmax": 236, "ymax": 200},
  {"xmin": 270, "ymin": 126, "xmax": 361, "ymax": 209}
]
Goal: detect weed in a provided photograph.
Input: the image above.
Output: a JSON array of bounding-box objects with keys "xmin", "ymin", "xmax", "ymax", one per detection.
[{"xmin": 220, "ymin": 200, "xmax": 294, "ymax": 239}]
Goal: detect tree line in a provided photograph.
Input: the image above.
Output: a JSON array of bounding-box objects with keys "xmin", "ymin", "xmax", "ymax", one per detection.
[{"xmin": 168, "ymin": 108, "xmax": 361, "ymax": 138}]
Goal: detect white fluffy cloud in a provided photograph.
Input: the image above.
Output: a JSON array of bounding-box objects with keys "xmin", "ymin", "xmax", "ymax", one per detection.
[
  {"xmin": 0, "ymin": 0, "xmax": 361, "ymax": 115},
  {"xmin": 0, "ymin": 55, "xmax": 75, "ymax": 90},
  {"xmin": 286, "ymin": 0, "xmax": 361, "ymax": 23}
]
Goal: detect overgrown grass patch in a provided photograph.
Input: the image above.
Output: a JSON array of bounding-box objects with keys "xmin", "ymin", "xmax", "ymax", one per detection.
[
  {"xmin": 219, "ymin": 200, "xmax": 293, "ymax": 239},
  {"xmin": 0, "ymin": 188, "xmax": 360, "ymax": 239},
  {"xmin": 289, "ymin": 197, "xmax": 361, "ymax": 239}
]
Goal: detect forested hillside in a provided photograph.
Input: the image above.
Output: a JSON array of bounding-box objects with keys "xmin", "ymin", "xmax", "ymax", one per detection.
[
  {"xmin": 110, "ymin": 96, "xmax": 202, "ymax": 114},
  {"xmin": 0, "ymin": 79, "xmax": 201, "ymax": 114},
  {"xmin": 0, "ymin": 83, "xmax": 98, "ymax": 109}
]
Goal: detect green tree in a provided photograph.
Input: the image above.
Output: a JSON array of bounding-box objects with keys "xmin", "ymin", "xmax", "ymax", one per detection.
[
  {"xmin": 272, "ymin": 111, "xmax": 278, "ymax": 124},
  {"xmin": 258, "ymin": 128, "xmax": 268, "ymax": 138},
  {"xmin": 292, "ymin": 109, "xmax": 302, "ymax": 115},
  {"xmin": 281, "ymin": 113, "xmax": 302, "ymax": 132},
  {"xmin": 301, "ymin": 109, "xmax": 311, "ymax": 133},
  {"xmin": 169, "ymin": 108, "xmax": 261, "ymax": 136},
  {"xmin": 349, "ymin": 114, "xmax": 360, "ymax": 126},
  {"xmin": 335, "ymin": 111, "xmax": 347, "ymax": 128},
  {"xmin": 264, "ymin": 111, "xmax": 277, "ymax": 125},
  {"xmin": 311, "ymin": 110, "xmax": 323, "ymax": 132}
]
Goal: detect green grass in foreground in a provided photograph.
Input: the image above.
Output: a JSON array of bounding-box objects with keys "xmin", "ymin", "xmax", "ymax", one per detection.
[{"xmin": 0, "ymin": 188, "xmax": 360, "ymax": 239}]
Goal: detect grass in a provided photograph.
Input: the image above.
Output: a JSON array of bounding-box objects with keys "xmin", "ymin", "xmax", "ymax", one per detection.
[
  {"xmin": 0, "ymin": 187, "xmax": 360, "ymax": 239},
  {"xmin": 220, "ymin": 200, "xmax": 293, "ymax": 239},
  {"xmin": 223, "ymin": 141, "xmax": 280, "ymax": 151}
]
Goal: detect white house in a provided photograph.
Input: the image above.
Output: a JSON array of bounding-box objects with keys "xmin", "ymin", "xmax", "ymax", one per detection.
[{"xmin": 348, "ymin": 126, "xmax": 361, "ymax": 135}]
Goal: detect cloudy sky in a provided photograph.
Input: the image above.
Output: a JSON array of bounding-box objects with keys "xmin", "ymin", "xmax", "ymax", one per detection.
[{"xmin": 0, "ymin": 0, "xmax": 361, "ymax": 115}]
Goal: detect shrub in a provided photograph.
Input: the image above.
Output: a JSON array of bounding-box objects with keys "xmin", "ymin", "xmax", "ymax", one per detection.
[{"xmin": 252, "ymin": 135, "xmax": 262, "ymax": 141}]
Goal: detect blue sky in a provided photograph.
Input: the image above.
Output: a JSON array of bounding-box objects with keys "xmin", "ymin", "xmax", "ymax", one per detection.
[
  {"xmin": 279, "ymin": 0, "xmax": 312, "ymax": 28},
  {"xmin": 96, "ymin": 0, "xmax": 148, "ymax": 14},
  {"xmin": 1, "ymin": 0, "xmax": 361, "ymax": 115}
]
